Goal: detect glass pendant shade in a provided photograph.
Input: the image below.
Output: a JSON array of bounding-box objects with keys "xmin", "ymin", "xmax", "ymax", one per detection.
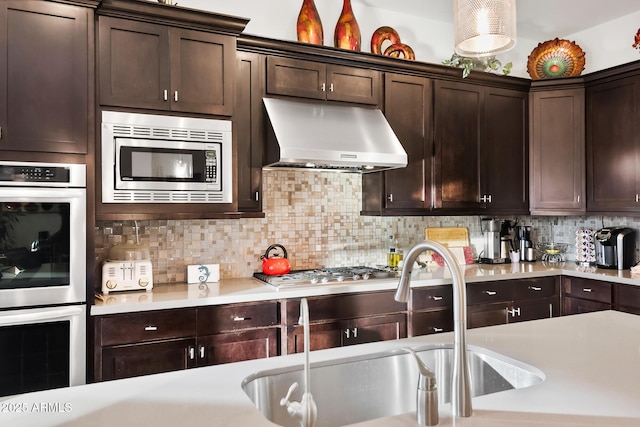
[{"xmin": 454, "ymin": 0, "xmax": 517, "ymax": 57}]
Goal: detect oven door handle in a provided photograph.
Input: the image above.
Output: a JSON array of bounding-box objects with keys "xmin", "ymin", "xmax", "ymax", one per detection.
[{"xmin": 0, "ymin": 306, "xmax": 84, "ymax": 326}]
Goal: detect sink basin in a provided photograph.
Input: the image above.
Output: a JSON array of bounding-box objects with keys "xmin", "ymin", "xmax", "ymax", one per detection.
[{"xmin": 242, "ymin": 344, "xmax": 544, "ymax": 427}]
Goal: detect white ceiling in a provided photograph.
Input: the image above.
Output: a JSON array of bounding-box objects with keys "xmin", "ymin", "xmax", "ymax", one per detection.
[{"xmin": 357, "ymin": 0, "xmax": 640, "ymax": 41}]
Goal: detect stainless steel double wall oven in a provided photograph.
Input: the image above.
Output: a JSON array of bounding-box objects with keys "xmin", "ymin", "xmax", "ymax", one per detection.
[{"xmin": 0, "ymin": 161, "xmax": 87, "ymax": 397}]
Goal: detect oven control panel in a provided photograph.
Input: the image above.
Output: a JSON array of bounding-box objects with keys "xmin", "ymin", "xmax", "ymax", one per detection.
[{"xmin": 0, "ymin": 163, "xmax": 74, "ymax": 184}]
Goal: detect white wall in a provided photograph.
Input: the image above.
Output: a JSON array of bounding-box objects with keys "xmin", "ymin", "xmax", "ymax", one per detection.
[{"xmin": 179, "ymin": 0, "xmax": 640, "ymax": 79}]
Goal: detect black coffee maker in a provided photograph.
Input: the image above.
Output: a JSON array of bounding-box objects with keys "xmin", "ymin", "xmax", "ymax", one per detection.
[
  {"xmin": 514, "ymin": 225, "xmax": 535, "ymax": 262},
  {"xmin": 595, "ymin": 227, "xmax": 636, "ymax": 270}
]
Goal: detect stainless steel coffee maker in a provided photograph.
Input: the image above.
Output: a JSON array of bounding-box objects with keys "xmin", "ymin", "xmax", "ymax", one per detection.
[
  {"xmin": 480, "ymin": 219, "xmax": 508, "ymax": 264},
  {"xmin": 515, "ymin": 225, "xmax": 536, "ymax": 262}
]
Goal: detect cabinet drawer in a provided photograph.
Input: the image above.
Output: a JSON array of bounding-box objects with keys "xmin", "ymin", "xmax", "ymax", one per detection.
[
  {"xmin": 412, "ymin": 286, "xmax": 453, "ymax": 310},
  {"xmin": 615, "ymin": 284, "xmax": 640, "ymax": 311},
  {"xmin": 412, "ymin": 309, "xmax": 454, "ymax": 336},
  {"xmin": 197, "ymin": 301, "xmax": 280, "ymax": 335},
  {"xmin": 467, "ymin": 281, "xmax": 512, "ymax": 304},
  {"xmin": 563, "ymin": 277, "xmax": 612, "ymax": 304},
  {"xmin": 511, "ymin": 277, "xmax": 558, "ymax": 300},
  {"xmin": 99, "ymin": 309, "xmax": 196, "ymax": 346}
]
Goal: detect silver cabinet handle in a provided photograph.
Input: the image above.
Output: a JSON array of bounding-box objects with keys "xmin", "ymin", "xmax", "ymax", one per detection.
[
  {"xmin": 163, "ymin": 89, "xmax": 168, "ymax": 101},
  {"xmin": 431, "ymin": 296, "xmax": 443, "ymax": 301},
  {"xmin": 174, "ymin": 90, "xmax": 179, "ymax": 102},
  {"xmin": 188, "ymin": 346, "xmax": 195, "ymax": 360},
  {"xmin": 233, "ymin": 316, "xmax": 246, "ymax": 321},
  {"xmin": 507, "ymin": 307, "xmax": 521, "ymax": 317},
  {"xmin": 388, "ymin": 194, "xmax": 393, "ymax": 202},
  {"xmin": 431, "ymin": 327, "xmax": 443, "ymax": 333},
  {"xmin": 321, "ymin": 83, "xmax": 326, "ymax": 92},
  {"xmin": 144, "ymin": 325, "xmax": 158, "ymax": 331},
  {"xmin": 636, "ymin": 194, "xmax": 639, "ymax": 203},
  {"xmin": 329, "ymin": 83, "xmax": 334, "ymax": 92},
  {"xmin": 352, "ymin": 327, "xmax": 357, "ymax": 338},
  {"xmin": 255, "ymin": 191, "xmax": 260, "ymax": 202},
  {"xmin": 582, "ymin": 288, "xmax": 593, "ymax": 293},
  {"xmin": 528, "ymin": 286, "xmax": 542, "ymax": 291},
  {"xmin": 483, "ymin": 290, "xmax": 497, "ymax": 296},
  {"xmin": 199, "ymin": 346, "xmax": 205, "ymax": 359},
  {"xmin": 344, "ymin": 328, "xmax": 358, "ymax": 339}
]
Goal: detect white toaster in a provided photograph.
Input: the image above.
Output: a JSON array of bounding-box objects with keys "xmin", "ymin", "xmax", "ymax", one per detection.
[{"xmin": 101, "ymin": 260, "xmax": 154, "ymax": 294}]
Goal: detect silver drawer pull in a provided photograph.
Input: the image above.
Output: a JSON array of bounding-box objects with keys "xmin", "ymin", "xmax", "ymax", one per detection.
[
  {"xmin": 233, "ymin": 316, "xmax": 246, "ymax": 321},
  {"xmin": 529, "ymin": 286, "xmax": 542, "ymax": 291},
  {"xmin": 144, "ymin": 325, "xmax": 158, "ymax": 331},
  {"xmin": 163, "ymin": 89, "xmax": 168, "ymax": 101},
  {"xmin": 431, "ymin": 296, "xmax": 443, "ymax": 301},
  {"xmin": 188, "ymin": 346, "xmax": 195, "ymax": 360},
  {"xmin": 483, "ymin": 290, "xmax": 497, "ymax": 296},
  {"xmin": 432, "ymin": 327, "xmax": 443, "ymax": 333},
  {"xmin": 199, "ymin": 346, "xmax": 205, "ymax": 359},
  {"xmin": 582, "ymin": 288, "xmax": 593, "ymax": 293}
]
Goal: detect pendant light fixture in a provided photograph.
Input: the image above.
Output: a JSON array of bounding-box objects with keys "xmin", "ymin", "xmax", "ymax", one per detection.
[{"xmin": 453, "ymin": 0, "xmax": 517, "ymax": 57}]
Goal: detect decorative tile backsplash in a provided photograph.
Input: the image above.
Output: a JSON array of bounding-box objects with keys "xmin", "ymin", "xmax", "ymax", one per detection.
[{"xmin": 95, "ymin": 170, "xmax": 640, "ymax": 285}]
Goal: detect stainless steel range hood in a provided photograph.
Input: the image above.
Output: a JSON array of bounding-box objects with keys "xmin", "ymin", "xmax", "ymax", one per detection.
[{"xmin": 262, "ymin": 98, "xmax": 407, "ymax": 173}]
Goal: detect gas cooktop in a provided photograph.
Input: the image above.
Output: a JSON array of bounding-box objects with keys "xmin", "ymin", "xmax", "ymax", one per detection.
[{"xmin": 253, "ymin": 266, "xmax": 396, "ymax": 288}]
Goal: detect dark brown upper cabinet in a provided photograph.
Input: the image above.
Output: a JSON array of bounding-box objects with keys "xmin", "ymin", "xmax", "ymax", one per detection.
[
  {"xmin": 0, "ymin": 0, "xmax": 96, "ymax": 155},
  {"xmin": 235, "ymin": 51, "xmax": 265, "ymax": 213},
  {"xmin": 266, "ymin": 56, "xmax": 382, "ymax": 106},
  {"xmin": 433, "ymin": 81, "xmax": 528, "ymax": 214},
  {"xmin": 98, "ymin": 16, "xmax": 236, "ymax": 116},
  {"xmin": 586, "ymin": 73, "xmax": 640, "ymax": 213},
  {"xmin": 361, "ymin": 73, "xmax": 432, "ymax": 215},
  {"xmin": 529, "ymin": 85, "xmax": 585, "ymax": 215}
]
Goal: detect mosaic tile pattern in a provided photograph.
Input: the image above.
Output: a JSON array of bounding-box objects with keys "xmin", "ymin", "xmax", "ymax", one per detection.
[{"xmin": 94, "ymin": 170, "xmax": 640, "ymax": 286}]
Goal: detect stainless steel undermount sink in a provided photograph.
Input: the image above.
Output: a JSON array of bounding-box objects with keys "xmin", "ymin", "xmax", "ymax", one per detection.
[{"xmin": 242, "ymin": 344, "xmax": 544, "ymax": 427}]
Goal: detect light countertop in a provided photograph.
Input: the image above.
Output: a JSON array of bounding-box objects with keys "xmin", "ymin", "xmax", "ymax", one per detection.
[
  {"xmin": 92, "ymin": 262, "xmax": 640, "ymax": 315},
  {"xmin": 2, "ymin": 310, "xmax": 640, "ymax": 426}
]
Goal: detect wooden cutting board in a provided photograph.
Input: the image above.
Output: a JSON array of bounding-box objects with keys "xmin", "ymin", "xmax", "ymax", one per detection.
[{"xmin": 424, "ymin": 227, "xmax": 470, "ymax": 247}]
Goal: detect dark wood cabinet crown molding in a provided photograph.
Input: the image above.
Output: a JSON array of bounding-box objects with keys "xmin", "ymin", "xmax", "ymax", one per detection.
[
  {"xmin": 238, "ymin": 34, "xmax": 531, "ymax": 92},
  {"xmin": 51, "ymin": 0, "xmax": 100, "ymax": 7},
  {"xmin": 97, "ymin": 0, "xmax": 249, "ymax": 35}
]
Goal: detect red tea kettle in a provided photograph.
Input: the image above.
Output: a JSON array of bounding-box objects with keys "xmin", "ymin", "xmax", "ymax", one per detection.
[{"xmin": 260, "ymin": 244, "xmax": 291, "ymax": 275}]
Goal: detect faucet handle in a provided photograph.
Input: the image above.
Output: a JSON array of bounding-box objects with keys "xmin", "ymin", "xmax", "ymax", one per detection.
[
  {"xmin": 280, "ymin": 382, "xmax": 318, "ymax": 427},
  {"xmin": 405, "ymin": 348, "xmax": 439, "ymax": 426}
]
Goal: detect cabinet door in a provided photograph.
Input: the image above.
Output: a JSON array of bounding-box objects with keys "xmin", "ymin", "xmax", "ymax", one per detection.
[
  {"xmin": 615, "ymin": 283, "xmax": 640, "ymax": 314},
  {"xmin": 235, "ymin": 51, "xmax": 264, "ymax": 212},
  {"xmin": 586, "ymin": 76, "xmax": 640, "ymax": 212},
  {"xmin": 99, "ymin": 16, "xmax": 170, "ymax": 110},
  {"xmin": 434, "ymin": 80, "xmax": 483, "ymax": 210},
  {"xmin": 363, "ymin": 73, "xmax": 431, "ymax": 212},
  {"xmin": 563, "ymin": 296, "xmax": 611, "ymax": 316},
  {"xmin": 287, "ymin": 321, "xmax": 345, "ymax": 354},
  {"xmin": 530, "ymin": 88, "xmax": 585, "ymax": 214},
  {"xmin": 346, "ymin": 313, "xmax": 407, "ymax": 346},
  {"xmin": 170, "ymin": 28, "xmax": 235, "ymax": 116},
  {"xmin": 482, "ymin": 87, "xmax": 528, "ymax": 214},
  {"xmin": 411, "ymin": 309, "xmax": 454, "ymax": 336},
  {"xmin": 266, "ymin": 56, "xmax": 326, "ymax": 100},
  {"xmin": 326, "ymin": 65, "xmax": 381, "ymax": 106},
  {"xmin": 198, "ymin": 328, "xmax": 279, "ymax": 366},
  {"xmin": 101, "ymin": 338, "xmax": 196, "ymax": 381},
  {"xmin": 0, "ymin": 1, "xmax": 90, "ymax": 154},
  {"xmin": 509, "ymin": 297, "xmax": 558, "ymax": 323},
  {"xmin": 468, "ymin": 302, "xmax": 508, "ymax": 328}
]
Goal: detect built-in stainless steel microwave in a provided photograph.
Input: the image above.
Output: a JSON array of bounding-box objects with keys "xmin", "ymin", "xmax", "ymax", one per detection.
[{"xmin": 101, "ymin": 111, "xmax": 232, "ymax": 203}]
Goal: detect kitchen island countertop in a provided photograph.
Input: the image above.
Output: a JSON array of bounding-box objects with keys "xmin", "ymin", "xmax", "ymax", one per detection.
[
  {"xmin": 92, "ymin": 262, "xmax": 640, "ymax": 315},
  {"xmin": 2, "ymin": 310, "xmax": 640, "ymax": 426}
]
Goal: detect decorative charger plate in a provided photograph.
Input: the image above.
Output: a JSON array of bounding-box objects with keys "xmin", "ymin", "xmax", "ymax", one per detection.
[{"xmin": 527, "ymin": 38, "xmax": 586, "ymax": 79}]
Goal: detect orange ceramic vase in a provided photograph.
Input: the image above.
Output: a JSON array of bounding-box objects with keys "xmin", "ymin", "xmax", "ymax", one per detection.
[
  {"xmin": 334, "ymin": 0, "xmax": 361, "ymax": 51},
  {"xmin": 297, "ymin": 0, "xmax": 323, "ymax": 45}
]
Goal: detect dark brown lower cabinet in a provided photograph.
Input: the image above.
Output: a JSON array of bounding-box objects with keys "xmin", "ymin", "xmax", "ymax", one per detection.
[
  {"xmin": 287, "ymin": 314, "xmax": 406, "ymax": 353},
  {"xmin": 615, "ymin": 284, "xmax": 640, "ymax": 315},
  {"xmin": 198, "ymin": 329, "xmax": 279, "ymax": 365},
  {"xmin": 562, "ymin": 276, "xmax": 612, "ymax": 315},
  {"xmin": 285, "ymin": 291, "xmax": 407, "ymax": 354},
  {"xmin": 94, "ymin": 302, "xmax": 281, "ymax": 382},
  {"xmin": 101, "ymin": 338, "xmax": 196, "ymax": 381}
]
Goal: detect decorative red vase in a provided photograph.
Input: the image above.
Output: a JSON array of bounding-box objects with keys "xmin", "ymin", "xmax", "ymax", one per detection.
[
  {"xmin": 334, "ymin": 0, "xmax": 361, "ymax": 51},
  {"xmin": 297, "ymin": 0, "xmax": 323, "ymax": 45}
]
